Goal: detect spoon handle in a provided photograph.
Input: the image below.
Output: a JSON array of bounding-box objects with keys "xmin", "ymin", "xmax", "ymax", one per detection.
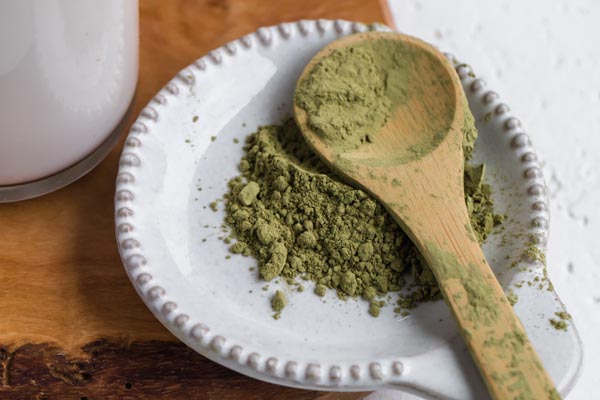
[{"xmin": 399, "ymin": 205, "xmax": 559, "ymax": 400}]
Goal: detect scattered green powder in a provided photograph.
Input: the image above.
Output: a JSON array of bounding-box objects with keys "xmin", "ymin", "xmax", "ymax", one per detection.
[
  {"xmin": 193, "ymin": 115, "xmax": 199, "ymax": 123},
  {"xmin": 233, "ymin": 138, "xmax": 240, "ymax": 144},
  {"xmin": 523, "ymin": 243, "xmax": 547, "ymax": 266},
  {"xmin": 550, "ymin": 311, "xmax": 572, "ymax": 331},
  {"xmin": 211, "ymin": 136, "xmax": 217, "ymax": 141},
  {"xmin": 509, "ymin": 238, "xmax": 554, "ymax": 293},
  {"xmin": 425, "ymin": 242, "xmax": 500, "ymax": 326},
  {"xmin": 222, "ymin": 117, "xmax": 501, "ymax": 316},
  {"xmin": 555, "ymin": 311, "xmax": 572, "ymax": 320},
  {"xmin": 482, "ymin": 329, "xmax": 559, "ymax": 399},
  {"xmin": 549, "ymin": 319, "xmax": 568, "ymax": 331}
]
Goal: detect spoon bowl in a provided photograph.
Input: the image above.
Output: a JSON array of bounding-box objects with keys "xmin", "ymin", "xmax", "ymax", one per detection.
[{"xmin": 295, "ymin": 32, "xmax": 464, "ymax": 171}]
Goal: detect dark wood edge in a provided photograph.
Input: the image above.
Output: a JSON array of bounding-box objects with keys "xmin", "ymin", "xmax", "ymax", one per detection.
[{"xmin": 0, "ymin": 340, "xmax": 370, "ymax": 400}]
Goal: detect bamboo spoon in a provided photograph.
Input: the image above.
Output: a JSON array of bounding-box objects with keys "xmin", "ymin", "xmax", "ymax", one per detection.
[{"xmin": 294, "ymin": 32, "xmax": 559, "ymax": 400}]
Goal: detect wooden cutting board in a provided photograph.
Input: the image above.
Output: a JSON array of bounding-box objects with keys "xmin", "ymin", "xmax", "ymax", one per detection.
[{"xmin": 0, "ymin": 1, "xmax": 394, "ymax": 399}]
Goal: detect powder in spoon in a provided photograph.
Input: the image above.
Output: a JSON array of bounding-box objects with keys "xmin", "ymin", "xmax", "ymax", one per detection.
[
  {"xmin": 223, "ymin": 116, "xmax": 502, "ymax": 317},
  {"xmin": 294, "ymin": 36, "xmax": 455, "ymax": 159},
  {"xmin": 294, "ymin": 43, "xmax": 393, "ymax": 149}
]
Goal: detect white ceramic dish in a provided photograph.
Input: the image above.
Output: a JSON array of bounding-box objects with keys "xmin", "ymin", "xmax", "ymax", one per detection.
[{"xmin": 115, "ymin": 20, "xmax": 582, "ymax": 399}]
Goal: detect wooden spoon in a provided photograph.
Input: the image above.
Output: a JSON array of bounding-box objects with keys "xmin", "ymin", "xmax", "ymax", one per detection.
[{"xmin": 294, "ymin": 32, "xmax": 559, "ymax": 400}]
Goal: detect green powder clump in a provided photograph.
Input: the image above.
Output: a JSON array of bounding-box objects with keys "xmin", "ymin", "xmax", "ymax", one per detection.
[
  {"xmin": 222, "ymin": 117, "xmax": 502, "ymax": 315},
  {"xmin": 271, "ymin": 290, "xmax": 287, "ymax": 320},
  {"xmin": 555, "ymin": 311, "xmax": 571, "ymax": 320},
  {"xmin": 506, "ymin": 289, "xmax": 519, "ymax": 306},
  {"xmin": 464, "ymin": 163, "xmax": 505, "ymax": 242},
  {"xmin": 238, "ymin": 181, "xmax": 260, "ymax": 206},
  {"xmin": 550, "ymin": 311, "xmax": 572, "ymax": 331},
  {"xmin": 369, "ymin": 300, "xmax": 385, "ymax": 317},
  {"xmin": 314, "ymin": 284, "xmax": 327, "ymax": 297},
  {"xmin": 549, "ymin": 319, "xmax": 568, "ymax": 331},
  {"xmin": 272, "ymin": 290, "xmax": 287, "ymax": 311}
]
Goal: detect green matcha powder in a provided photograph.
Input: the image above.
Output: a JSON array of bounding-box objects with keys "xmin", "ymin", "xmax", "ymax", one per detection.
[{"xmin": 223, "ymin": 117, "xmax": 502, "ymax": 317}]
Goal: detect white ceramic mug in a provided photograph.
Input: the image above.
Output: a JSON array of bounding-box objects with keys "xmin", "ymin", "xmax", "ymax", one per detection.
[{"xmin": 0, "ymin": 0, "xmax": 138, "ymax": 202}]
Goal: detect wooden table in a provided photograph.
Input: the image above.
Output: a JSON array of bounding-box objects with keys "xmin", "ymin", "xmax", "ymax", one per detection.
[{"xmin": 0, "ymin": 1, "xmax": 393, "ymax": 399}]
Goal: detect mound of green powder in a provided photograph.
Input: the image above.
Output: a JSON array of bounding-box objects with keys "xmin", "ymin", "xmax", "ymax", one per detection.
[
  {"xmin": 223, "ymin": 116, "xmax": 502, "ymax": 316},
  {"xmin": 295, "ymin": 43, "xmax": 393, "ymax": 149}
]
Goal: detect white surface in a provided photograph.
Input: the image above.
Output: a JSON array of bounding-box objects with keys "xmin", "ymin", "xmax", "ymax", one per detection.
[
  {"xmin": 0, "ymin": 0, "xmax": 138, "ymax": 185},
  {"xmin": 116, "ymin": 20, "xmax": 580, "ymax": 399},
  {"xmin": 371, "ymin": 1, "xmax": 599, "ymax": 399}
]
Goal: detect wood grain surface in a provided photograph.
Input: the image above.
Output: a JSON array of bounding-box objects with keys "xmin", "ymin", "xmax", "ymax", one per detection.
[{"xmin": 0, "ymin": 0, "xmax": 393, "ymax": 399}]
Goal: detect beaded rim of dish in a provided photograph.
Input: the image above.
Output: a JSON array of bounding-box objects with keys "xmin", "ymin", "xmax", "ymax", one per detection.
[{"xmin": 115, "ymin": 20, "xmax": 550, "ymax": 387}]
